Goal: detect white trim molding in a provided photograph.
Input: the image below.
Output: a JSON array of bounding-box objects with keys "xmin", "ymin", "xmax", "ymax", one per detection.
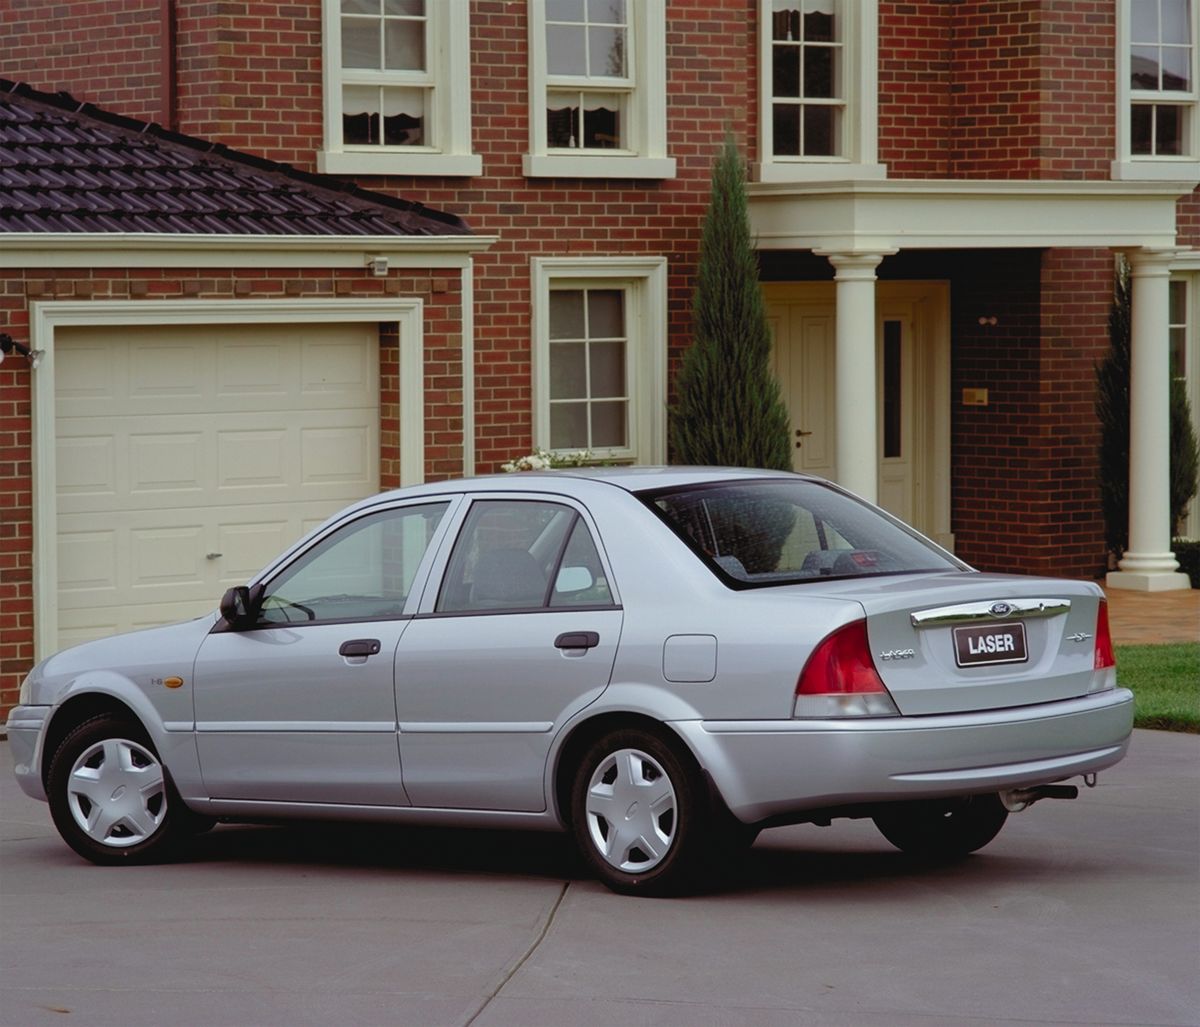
[
  {"xmin": 317, "ymin": 0, "xmax": 481, "ymax": 177},
  {"xmin": 748, "ymin": 178, "xmax": 1197, "ymax": 251},
  {"xmin": 28, "ymin": 298, "xmax": 427, "ymax": 659},
  {"xmin": 530, "ymin": 256, "xmax": 668, "ymax": 464},
  {"xmin": 0, "ymin": 233, "xmax": 496, "ymax": 269}
]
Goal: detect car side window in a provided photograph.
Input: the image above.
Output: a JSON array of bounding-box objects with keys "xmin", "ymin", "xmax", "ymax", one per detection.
[
  {"xmin": 437, "ymin": 499, "xmax": 613, "ymax": 613},
  {"xmin": 258, "ymin": 502, "xmax": 450, "ymax": 625}
]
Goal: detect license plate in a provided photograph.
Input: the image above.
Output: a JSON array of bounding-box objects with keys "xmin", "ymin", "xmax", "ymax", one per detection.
[{"xmin": 953, "ymin": 622, "xmax": 1028, "ymax": 668}]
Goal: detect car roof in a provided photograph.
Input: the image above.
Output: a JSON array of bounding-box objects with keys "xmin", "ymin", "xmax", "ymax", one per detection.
[{"xmin": 331, "ymin": 467, "xmax": 822, "ymax": 519}]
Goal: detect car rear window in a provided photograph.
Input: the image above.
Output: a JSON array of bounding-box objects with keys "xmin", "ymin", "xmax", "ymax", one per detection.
[{"xmin": 643, "ymin": 479, "xmax": 966, "ymax": 587}]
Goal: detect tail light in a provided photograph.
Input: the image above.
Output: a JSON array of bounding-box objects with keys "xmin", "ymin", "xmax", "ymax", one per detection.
[
  {"xmin": 1090, "ymin": 600, "xmax": 1117, "ymax": 693},
  {"xmin": 794, "ymin": 620, "xmax": 900, "ymax": 718},
  {"xmin": 1094, "ymin": 600, "xmax": 1116, "ymax": 670}
]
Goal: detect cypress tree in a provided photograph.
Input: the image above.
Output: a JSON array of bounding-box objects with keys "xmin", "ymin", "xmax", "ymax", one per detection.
[{"xmin": 671, "ymin": 135, "xmax": 791, "ymax": 470}]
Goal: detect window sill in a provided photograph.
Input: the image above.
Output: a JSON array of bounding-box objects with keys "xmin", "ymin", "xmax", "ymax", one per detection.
[
  {"xmin": 753, "ymin": 161, "xmax": 888, "ymax": 183},
  {"xmin": 1110, "ymin": 159, "xmax": 1200, "ymax": 182},
  {"xmin": 523, "ymin": 153, "xmax": 677, "ymax": 180},
  {"xmin": 317, "ymin": 150, "xmax": 483, "ymax": 177}
]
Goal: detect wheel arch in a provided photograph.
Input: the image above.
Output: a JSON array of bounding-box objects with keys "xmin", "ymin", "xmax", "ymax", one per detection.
[
  {"xmin": 551, "ymin": 711, "xmax": 708, "ymax": 828},
  {"xmin": 41, "ymin": 693, "xmax": 147, "ymax": 789}
]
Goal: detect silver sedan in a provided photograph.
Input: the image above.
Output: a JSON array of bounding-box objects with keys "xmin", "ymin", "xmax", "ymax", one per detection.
[{"xmin": 7, "ymin": 469, "xmax": 1134, "ymax": 895}]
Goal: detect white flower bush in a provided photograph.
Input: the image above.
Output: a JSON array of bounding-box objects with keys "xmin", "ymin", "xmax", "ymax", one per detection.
[{"xmin": 501, "ymin": 447, "xmax": 595, "ymax": 472}]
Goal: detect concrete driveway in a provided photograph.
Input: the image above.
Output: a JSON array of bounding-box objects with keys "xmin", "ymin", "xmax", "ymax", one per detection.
[{"xmin": 1, "ymin": 729, "xmax": 1196, "ymax": 1027}]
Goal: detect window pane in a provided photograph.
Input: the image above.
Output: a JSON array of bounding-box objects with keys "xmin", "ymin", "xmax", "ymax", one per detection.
[
  {"xmin": 773, "ymin": 44, "xmax": 800, "ymax": 97},
  {"xmin": 384, "ymin": 18, "xmax": 425, "ymax": 71},
  {"xmin": 1132, "ymin": 103, "xmax": 1153, "ymax": 152},
  {"xmin": 591, "ymin": 400, "xmax": 627, "ymax": 448},
  {"xmin": 1162, "ymin": 45, "xmax": 1191, "ymax": 90},
  {"xmin": 438, "ymin": 500, "xmax": 576, "ymax": 613},
  {"xmin": 547, "ymin": 98, "xmax": 579, "ymax": 147},
  {"xmin": 882, "ymin": 321, "xmax": 902, "ymax": 460},
  {"xmin": 1131, "ymin": 45, "xmax": 1160, "ymax": 89},
  {"xmin": 582, "ymin": 97, "xmax": 620, "ymax": 147},
  {"xmin": 385, "ymin": 0, "xmax": 424, "ymax": 14},
  {"xmin": 1156, "ymin": 103, "xmax": 1185, "ymax": 153},
  {"xmin": 550, "ymin": 291, "xmax": 585, "ymax": 339},
  {"xmin": 342, "ymin": 0, "xmax": 377, "ymax": 15},
  {"xmin": 803, "ymin": 105, "xmax": 837, "ymax": 155},
  {"xmin": 589, "ymin": 342, "xmax": 625, "ymax": 398},
  {"xmin": 587, "ymin": 289, "xmax": 624, "ymax": 337},
  {"xmin": 1170, "ymin": 278, "xmax": 1187, "ymax": 324},
  {"xmin": 551, "ymin": 342, "xmax": 588, "ymax": 399},
  {"xmin": 803, "ymin": 0, "xmax": 836, "ymax": 42},
  {"xmin": 548, "ymin": 0, "xmax": 585, "ymax": 20},
  {"xmin": 1163, "ymin": 0, "xmax": 1191, "ymax": 43},
  {"xmin": 551, "ymin": 403, "xmax": 589, "ymax": 448},
  {"xmin": 773, "ymin": 103, "xmax": 801, "ymax": 155},
  {"xmin": 804, "ymin": 44, "xmax": 836, "ymax": 98},
  {"xmin": 343, "ymin": 85, "xmax": 379, "ymax": 143},
  {"xmin": 589, "ymin": 0, "xmax": 625, "ymax": 22},
  {"xmin": 342, "ymin": 20, "xmax": 380, "ymax": 69},
  {"xmin": 547, "ymin": 24, "xmax": 586, "ymax": 74},
  {"xmin": 589, "ymin": 25, "xmax": 626, "ymax": 77},
  {"xmin": 260, "ymin": 503, "xmax": 448, "ymax": 623},
  {"xmin": 1131, "ymin": 0, "xmax": 1158, "ymax": 41},
  {"xmin": 773, "ymin": 4, "xmax": 800, "ymax": 41}
]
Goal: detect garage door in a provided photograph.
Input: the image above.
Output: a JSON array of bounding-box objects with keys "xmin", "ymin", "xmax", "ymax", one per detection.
[{"xmin": 54, "ymin": 322, "xmax": 380, "ymax": 651}]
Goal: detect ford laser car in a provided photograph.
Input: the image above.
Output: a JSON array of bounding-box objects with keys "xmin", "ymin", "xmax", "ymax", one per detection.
[{"xmin": 7, "ymin": 469, "xmax": 1133, "ymax": 895}]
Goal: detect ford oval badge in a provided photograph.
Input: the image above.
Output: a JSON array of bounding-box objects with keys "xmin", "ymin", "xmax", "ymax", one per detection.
[{"xmin": 989, "ymin": 601, "xmax": 1014, "ymax": 618}]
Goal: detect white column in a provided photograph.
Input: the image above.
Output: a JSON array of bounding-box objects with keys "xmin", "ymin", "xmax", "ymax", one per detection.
[
  {"xmin": 1108, "ymin": 249, "xmax": 1191, "ymax": 591},
  {"xmin": 817, "ymin": 250, "xmax": 895, "ymax": 503}
]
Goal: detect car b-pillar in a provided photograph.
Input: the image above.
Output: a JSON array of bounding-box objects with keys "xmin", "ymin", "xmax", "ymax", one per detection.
[{"xmin": 816, "ymin": 248, "xmax": 897, "ymax": 504}]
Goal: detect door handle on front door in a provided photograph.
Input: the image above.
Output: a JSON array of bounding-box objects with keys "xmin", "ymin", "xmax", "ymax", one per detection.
[{"xmin": 339, "ymin": 639, "xmax": 382, "ymax": 658}]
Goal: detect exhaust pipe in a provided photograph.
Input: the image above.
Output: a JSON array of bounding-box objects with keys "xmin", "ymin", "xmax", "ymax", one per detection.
[{"xmin": 1001, "ymin": 783, "xmax": 1080, "ymax": 812}]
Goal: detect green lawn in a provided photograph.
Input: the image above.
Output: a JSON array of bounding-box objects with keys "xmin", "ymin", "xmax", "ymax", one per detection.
[{"xmin": 1115, "ymin": 643, "xmax": 1200, "ymax": 733}]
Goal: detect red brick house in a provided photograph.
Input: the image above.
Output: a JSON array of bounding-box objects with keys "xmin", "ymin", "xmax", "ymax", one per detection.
[{"xmin": 1, "ymin": 1, "xmax": 1197, "ymax": 714}]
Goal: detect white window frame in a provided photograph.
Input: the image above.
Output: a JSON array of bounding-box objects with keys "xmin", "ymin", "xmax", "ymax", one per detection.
[
  {"xmin": 531, "ymin": 256, "xmax": 667, "ymax": 462},
  {"xmin": 318, "ymin": 0, "xmax": 481, "ymax": 176},
  {"xmin": 524, "ymin": 0, "xmax": 675, "ymax": 179},
  {"xmin": 1113, "ymin": 0, "xmax": 1200, "ymax": 180},
  {"xmin": 754, "ymin": 0, "xmax": 884, "ymax": 182}
]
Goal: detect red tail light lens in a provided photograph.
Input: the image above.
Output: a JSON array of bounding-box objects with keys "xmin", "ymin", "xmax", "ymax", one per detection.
[
  {"xmin": 795, "ymin": 620, "xmax": 899, "ymax": 718},
  {"xmin": 1094, "ymin": 600, "xmax": 1116, "ymax": 670}
]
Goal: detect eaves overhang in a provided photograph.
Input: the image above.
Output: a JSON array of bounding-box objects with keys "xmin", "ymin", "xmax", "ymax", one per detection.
[
  {"xmin": 0, "ymin": 232, "xmax": 498, "ymax": 269},
  {"xmin": 747, "ymin": 178, "xmax": 1198, "ymax": 252}
]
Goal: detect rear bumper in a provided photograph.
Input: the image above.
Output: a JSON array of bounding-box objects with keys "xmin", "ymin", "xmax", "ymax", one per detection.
[{"xmin": 675, "ymin": 689, "xmax": 1134, "ymax": 824}]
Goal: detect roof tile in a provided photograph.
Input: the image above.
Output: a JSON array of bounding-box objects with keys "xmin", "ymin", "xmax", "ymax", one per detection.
[{"xmin": 1, "ymin": 80, "xmax": 471, "ymax": 238}]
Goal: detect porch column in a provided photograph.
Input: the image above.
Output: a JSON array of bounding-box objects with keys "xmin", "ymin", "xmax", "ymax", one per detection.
[
  {"xmin": 1108, "ymin": 248, "xmax": 1191, "ymax": 591},
  {"xmin": 817, "ymin": 249, "xmax": 895, "ymax": 503}
]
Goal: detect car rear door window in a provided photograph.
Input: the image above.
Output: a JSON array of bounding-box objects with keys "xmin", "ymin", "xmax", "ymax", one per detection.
[{"xmin": 437, "ymin": 499, "xmax": 614, "ymax": 612}]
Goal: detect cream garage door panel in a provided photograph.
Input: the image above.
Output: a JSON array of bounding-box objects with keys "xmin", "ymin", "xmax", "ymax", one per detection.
[{"xmin": 55, "ymin": 323, "xmax": 380, "ymax": 652}]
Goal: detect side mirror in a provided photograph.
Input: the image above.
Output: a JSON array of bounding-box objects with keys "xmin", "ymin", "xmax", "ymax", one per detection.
[
  {"xmin": 219, "ymin": 585, "xmax": 258, "ymax": 630},
  {"xmin": 554, "ymin": 566, "xmax": 594, "ymax": 594}
]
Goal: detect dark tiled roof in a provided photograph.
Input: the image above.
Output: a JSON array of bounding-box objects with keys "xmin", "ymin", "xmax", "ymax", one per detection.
[{"xmin": 0, "ymin": 80, "xmax": 471, "ymax": 237}]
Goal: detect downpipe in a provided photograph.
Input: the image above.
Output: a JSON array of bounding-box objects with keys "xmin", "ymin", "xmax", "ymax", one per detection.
[{"xmin": 1001, "ymin": 772, "xmax": 1097, "ymax": 812}]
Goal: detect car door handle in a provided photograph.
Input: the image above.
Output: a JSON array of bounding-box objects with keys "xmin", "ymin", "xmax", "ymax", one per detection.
[
  {"xmin": 554, "ymin": 631, "xmax": 600, "ymax": 650},
  {"xmin": 339, "ymin": 638, "xmax": 382, "ymax": 658}
]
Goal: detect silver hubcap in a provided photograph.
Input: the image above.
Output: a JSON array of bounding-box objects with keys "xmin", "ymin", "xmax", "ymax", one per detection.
[
  {"xmin": 67, "ymin": 738, "xmax": 167, "ymax": 848},
  {"xmin": 585, "ymin": 747, "xmax": 677, "ymax": 873}
]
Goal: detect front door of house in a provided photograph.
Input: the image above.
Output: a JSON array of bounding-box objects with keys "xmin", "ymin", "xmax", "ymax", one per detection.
[{"xmin": 765, "ymin": 282, "xmax": 952, "ymax": 548}]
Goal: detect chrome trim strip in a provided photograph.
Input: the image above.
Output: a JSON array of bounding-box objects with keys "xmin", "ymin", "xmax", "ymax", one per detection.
[
  {"xmin": 399, "ymin": 722, "xmax": 554, "ymax": 734},
  {"xmin": 910, "ymin": 597, "xmax": 1071, "ymax": 628}
]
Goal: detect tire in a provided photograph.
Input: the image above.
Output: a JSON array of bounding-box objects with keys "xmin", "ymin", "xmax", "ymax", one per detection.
[
  {"xmin": 46, "ymin": 714, "xmax": 186, "ymax": 866},
  {"xmin": 570, "ymin": 728, "xmax": 709, "ymax": 896},
  {"xmin": 872, "ymin": 793, "xmax": 1009, "ymax": 860}
]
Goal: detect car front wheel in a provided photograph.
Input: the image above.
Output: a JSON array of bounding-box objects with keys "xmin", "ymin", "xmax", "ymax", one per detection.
[
  {"xmin": 47, "ymin": 714, "xmax": 185, "ymax": 865},
  {"xmin": 872, "ymin": 793, "xmax": 1009, "ymax": 859},
  {"xmin": 571, "ymin": 728, "xmax": 708, "ymax": 896}
]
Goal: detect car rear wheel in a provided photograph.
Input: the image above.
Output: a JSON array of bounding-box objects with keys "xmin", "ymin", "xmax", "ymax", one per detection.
[
  {"xmin": 47, "ymin": 714, "xmax": 185, "ymax": 866},
  {"xmin": 872, "ymin": 793, "xmax": 1009, "ymax": 859},
  {"xmin": 571, "ymin": 728, "xmax": 707, "ymax": 896}
]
